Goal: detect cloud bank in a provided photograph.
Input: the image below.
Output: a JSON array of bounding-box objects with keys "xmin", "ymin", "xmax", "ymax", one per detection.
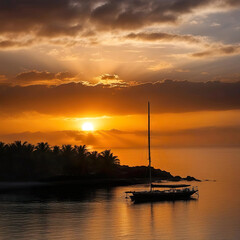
[
  {"xmin": 192, "ymin": 44, "xmax": 240, "ymax": 57},
  {"xmin": 0, "ymin": 80, "xmax": 239, "ymax": 116},
  {"xmin": 125, "ymin": 32, "xmax": 202, "ymax": 44},
  {"xmin": 0, "ymin": 0, "xmax": 239, "ymax": 38}
]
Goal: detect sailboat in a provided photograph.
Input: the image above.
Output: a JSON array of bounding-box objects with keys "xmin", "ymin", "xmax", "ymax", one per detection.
[{"xmin": 126, "ymin": 102, "xmax": 198, "ymax": 203}]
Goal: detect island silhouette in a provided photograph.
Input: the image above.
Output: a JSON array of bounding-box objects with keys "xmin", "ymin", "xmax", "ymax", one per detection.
[{"xmin": 0, "ymin": 141, "xmax": 199, "ymax": 192}]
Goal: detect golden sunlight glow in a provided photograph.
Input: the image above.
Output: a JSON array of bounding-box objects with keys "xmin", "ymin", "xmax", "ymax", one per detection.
[{"xmin": 82, "ymin": 122, "xmax": 94, "ymax": 131}]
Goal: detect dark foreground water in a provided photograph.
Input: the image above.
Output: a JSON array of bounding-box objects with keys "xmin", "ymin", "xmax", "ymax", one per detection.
[{"xmin": 0, "ymin": 148, "xmax": 239, "ymax": 240}]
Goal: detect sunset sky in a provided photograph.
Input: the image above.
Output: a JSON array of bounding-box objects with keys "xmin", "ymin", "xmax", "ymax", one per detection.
[{"xmin": 0, "ymin": 0, "xmax": 240, "ymax": 155}]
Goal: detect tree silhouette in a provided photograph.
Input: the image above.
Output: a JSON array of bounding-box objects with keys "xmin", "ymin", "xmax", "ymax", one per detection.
[
  {"xmin": 0, "ymin": 141, "xmax": 121, "ymax": 181},
  {"xmin": 88, "ymin": 151, "xmax": 99, "ymax": 175},
  {"xmin": 99, "ymin": 150, "xmax": 120, "ymax": 176},
  {"xmin": 0, "ymin": 141, "xmax": 174, "ymax": 182},
  {"xmin": 100, "ymin": 150, "xmax": 120, "ymax": 165},
  {"xmin": 35, "ymin": 142, "xmax": 51, "ymax": 152},
  {"xmin": 74, "ymin": 145, "xmax": 89, "ymax": 176},
  {"xmin": 0, "ymin": 142, "xmax": 6, "ymax": 152},
  {"xmin": 9, "ymin": 141, "xmax": 34, "ymax": 153}
]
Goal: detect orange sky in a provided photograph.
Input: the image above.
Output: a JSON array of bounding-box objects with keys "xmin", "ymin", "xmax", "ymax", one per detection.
[
  {"xmin": 0, "ymin": 109, "xmax": 240, "ymax": 149},
  {"xmin": 0, "ymin": 0, "xmax": 240, "ymax": 154}
]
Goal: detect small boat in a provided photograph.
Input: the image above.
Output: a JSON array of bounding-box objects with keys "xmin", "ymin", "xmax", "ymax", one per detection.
[
  {"xmin": 126, "ymin": 184, "xmax": 198, "ymax": 203},
  {"xmin": 126, "ymin": 102, "xmax": 199, "ymax": 203}
]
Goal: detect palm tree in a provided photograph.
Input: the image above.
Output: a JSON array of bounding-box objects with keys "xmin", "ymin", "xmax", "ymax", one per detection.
[
  {"xmin": 61, "ymin": 144, "xmax": 74, "ymax": 155},
  {"xmin": 0, "ymin": 142, "xmax": 8, "ymax": 177},
  {"xmin": 88, "ymin": 151, "xmax": 99, "ymax": 175},
  {"xmin": 25, "ymin": 143, "xmax": 35, "ymax": 153},
  {"xmin": 7, "ymin": 141, "xmax": 34, "ymax": 180},
  {"xmin": 50, "ymin": 145, "xmax": 62, "ymax": 176},
  {"xmin": 52, "ymin": 145, "xmax": 60, "ymax": 155},
  {"xmin": 100, "ymin": 150, "xmax": 120, "ymax": 166},
  {"xmin": 74, "ymin": 145, "xmax": 88, "ymax": 158},
  {"xmin": 61, "ymin": 145, "xmax": 75, "ymax": 175},
  {"xmin": 33, "ymin": 142, "xmax": 52, "ymax": 178},
  {"xmin": 9, "ymin": 141, "xmax": 28, "ymax": 153},
  {"xmin": 89, "ymin": 151, "xmax": 98, "ymax": 161},
  {"xmin": 0, "ymin": 141, "xmax": 121, "ymax": 180},
  {"xmin": 98, "ymin": 150, "xmax": 120, "ymax": 176},
  {"xmin": 35, "ymin": 142, "xmax": 50, "ymax": 152},
  {"xmin": 0, "ymin": 142, "xmax": 6, "ymax": 154},
  {"xmin": 74, "ymin": 145, "xmax": 89, "ymax": 176},
  {"xmin": 8, "ymin": 141, "xmax": 34, "ymax": 157},
  {"xmin": 7, "ymin": 141, "xmax": 34, "ymax": 154}
]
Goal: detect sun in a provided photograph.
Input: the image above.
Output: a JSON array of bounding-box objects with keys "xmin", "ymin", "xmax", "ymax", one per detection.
[{"xmin": 82, "ymin": 122, "xmax": 94, "ymax": 131}]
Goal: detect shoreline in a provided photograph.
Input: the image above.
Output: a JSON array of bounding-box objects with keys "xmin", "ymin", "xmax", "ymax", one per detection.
[{"xmin": 0, "ymin": 176, "xmax": 200, "ymax": 193}]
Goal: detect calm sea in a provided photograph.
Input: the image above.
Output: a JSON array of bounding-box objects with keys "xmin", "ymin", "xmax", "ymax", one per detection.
[{"xmin": 0, "ymin": 148, "xmax": 239, "ymax": 240}]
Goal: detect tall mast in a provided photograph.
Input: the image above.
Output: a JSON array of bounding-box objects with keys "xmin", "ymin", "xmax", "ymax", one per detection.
[{"xmin": 148, "ymin": 101, "xmax": 152, "ymax": 191}]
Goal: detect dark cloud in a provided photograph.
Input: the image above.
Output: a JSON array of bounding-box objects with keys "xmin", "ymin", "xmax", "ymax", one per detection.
[
  {"xmin": 38, "ymin": 24, "xmax": 83, "ymax": 37},
  {"xmin": 0, "ymin": 0, "xmax": 239, "ymax": 39},
  {"xmin": 0, "ymin": 39, "xmax": 35, "ymax": 49},
  {"xmin": 90, "ymin": 0, "xmax": 234, "ymax": 30},
  {"xmin": 0, "ymin": 79, "xmax": 239, "ymax": 116},
  {"xmin": 16, "ymin": 71, "xmax": 55, "ymax": 82},
  {"xmin": 223, "ymin": 0, "xmax": 240, "ymax": 7},
  {"xmin": 192, "ymin": 45, "xmax": 240, "ymax": 57},
  {"xmin": 14, "ymin": 70, "xmax": 76, "ymax": 84},
  {"xmin": 125, "ymin": 32, "xmax": 202, "ymax": 43},
  {"xmin": 0, "ymin": 0, "xmax": 89, "ymax": 36}
]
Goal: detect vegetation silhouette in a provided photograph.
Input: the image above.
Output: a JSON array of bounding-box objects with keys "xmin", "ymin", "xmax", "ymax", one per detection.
[
  {"xmin": 0, "ymin": 141, "xmax": 197, "ymax": 183},
  {"xmin": 0, "ymin": 141, "xmax": 121, "ymax": 181}
]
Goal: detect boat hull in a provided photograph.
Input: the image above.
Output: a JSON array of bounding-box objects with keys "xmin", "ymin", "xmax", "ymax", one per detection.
[{"xmin": 129, "ymin": 190, "xmax": 198, "ymax": 203}]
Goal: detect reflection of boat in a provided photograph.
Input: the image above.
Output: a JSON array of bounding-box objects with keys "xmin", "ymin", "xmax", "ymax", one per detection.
[{"xmin": 126, "ymin": 102, "xmax": 198, "ymax": 203}]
